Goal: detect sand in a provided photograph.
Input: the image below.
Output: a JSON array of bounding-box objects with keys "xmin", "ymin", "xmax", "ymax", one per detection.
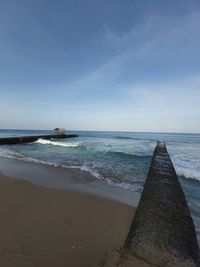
[{"xmin": 0, "ymin": 173, "xmax": 135, "ymax": 267}]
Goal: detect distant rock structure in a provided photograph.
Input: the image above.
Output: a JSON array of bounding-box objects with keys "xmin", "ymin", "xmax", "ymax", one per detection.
[
  {"xmin": 0, "ymin": 132, "xmax": 78, "ymax": 145},
  {"xmin": 54, "ymin": 128, "xmax": 65, "ymax": 135}
]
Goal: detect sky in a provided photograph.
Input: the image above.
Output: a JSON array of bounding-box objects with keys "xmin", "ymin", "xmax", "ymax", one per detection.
[{"xmin": 0, "ymin": 0, "xmax": 200, "ymax": 133}]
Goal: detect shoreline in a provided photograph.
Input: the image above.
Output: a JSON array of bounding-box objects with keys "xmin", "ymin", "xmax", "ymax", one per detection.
[
  {"xmin": 0, "ymin": 157, "xmax": 140, "ymax": 207},
  {"xmin": 0, "ymin": 172, "xmax": 136, "ymax": 267},
  {"xmin": 0, "ymin": 158, "xmax": 138, "ymax": 267}
]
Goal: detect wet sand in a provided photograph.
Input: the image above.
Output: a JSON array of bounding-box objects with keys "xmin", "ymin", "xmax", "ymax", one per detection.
[{"xmin": 0, "ymin": 173, "xmax": 135, "ymax": 267}]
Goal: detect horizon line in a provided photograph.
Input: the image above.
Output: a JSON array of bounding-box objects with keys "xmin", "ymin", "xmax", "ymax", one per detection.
[{"xmin": 0, "ymin": 128, "xmax": 200, "ymax": 135}]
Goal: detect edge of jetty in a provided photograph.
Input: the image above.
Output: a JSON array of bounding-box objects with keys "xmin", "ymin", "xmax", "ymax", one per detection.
[
  {"xmin": 0, "ymin": 134, "xmax": 79, "ymax": 145},
  {"xmin": 124, "ymin": 141, "xmax": 200, "ymax": 266}
]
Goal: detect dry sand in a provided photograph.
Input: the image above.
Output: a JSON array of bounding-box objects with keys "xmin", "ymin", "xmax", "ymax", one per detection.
[{"xmin": 0, "ymin": 174, "xmax": 135, "ymax": 267}]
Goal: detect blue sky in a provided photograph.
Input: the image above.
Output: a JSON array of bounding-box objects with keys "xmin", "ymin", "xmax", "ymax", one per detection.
[{"xmin": 0, "ymin": 0, "xmax": 200, "ymax": 132}]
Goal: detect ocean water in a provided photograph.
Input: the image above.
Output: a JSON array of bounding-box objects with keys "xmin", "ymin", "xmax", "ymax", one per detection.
[{"xmin": 0, "ymin": 129, "xmax": 200, "ymax": 245}]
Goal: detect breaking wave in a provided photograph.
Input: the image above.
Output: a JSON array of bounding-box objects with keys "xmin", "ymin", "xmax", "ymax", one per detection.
[
  {"xmin": 35, "ymin": 138, "xmax": 79, "ymax": 147},
  {"xmin": 176, "ymin": 167, "xmax": 200, "ymax": 181},
  {"xmin": 0, "ymin": 146, "xmax": 143, "ymax": 192},
  {"xmin": 171, "ymin": 155, "xmax": 200, "ymax": 181},
  {"xmin": 106, "ymin": 179, "xmax": 143, "ymax": 192}
]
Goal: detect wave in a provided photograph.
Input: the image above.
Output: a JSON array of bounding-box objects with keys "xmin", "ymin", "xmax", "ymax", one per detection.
[
  {"xmin": 106, "ymin": 178, "xmax": 143, "ymax": 192},
  {"xmin": 0, "ymin": 149, "xmax": 25, "ymax": 160},
  {"xmin": 35, "ymin": 138, "xmax": 79, "ymax": 147},
  {"xmin": 176, "ymin": 167, "xmax": 200, "ymax": 181},
  {"xmin": 0, "ymin": 147, "xmax": 143, "ymax": 192},
  {"xmin": 171, "ymin": 156, "xmax": 200, "ymax": 182},
  {"xmin": 0, "ymin": 148, "xmax": 59, "ymax": 167},
  {"xmin": 0, "ymin": 146, "xmax": 102, "ymax": 180}
]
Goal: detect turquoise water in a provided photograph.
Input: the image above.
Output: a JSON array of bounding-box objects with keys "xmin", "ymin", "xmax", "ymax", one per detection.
[{"xmin": 0, "ymin": 129, "xmax": 200, "ymax": 245}]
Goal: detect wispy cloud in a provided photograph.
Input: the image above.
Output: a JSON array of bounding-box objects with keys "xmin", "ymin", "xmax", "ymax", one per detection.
[
  {"xmin": 0, "ymin": 1, "xmax": 200, "ymax": 132},
  {"xmin": 58, "ymin": 9, "xmax": 200, "ymax": 96}
]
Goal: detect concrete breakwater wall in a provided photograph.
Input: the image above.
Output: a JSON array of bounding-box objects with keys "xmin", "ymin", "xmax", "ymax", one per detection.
[
  {"xmin": 0, "ymin": 134, "xmax": 78, "ymax": 145},
  {"xmin": 124, "ymin": 141, "xmax": 200, "ymax": 266}
]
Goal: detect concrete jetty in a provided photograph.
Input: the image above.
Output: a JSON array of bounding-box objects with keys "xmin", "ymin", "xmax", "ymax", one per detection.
[
  {"xmin": 0, "ymin": 134, "xmax": 78, "ymax": 145},
  {"xmin": 102, "ymin": 141, "xmax": 200, "ymax": 267},
  {"xmin": 124, "ymin": 141, "xmax": 200, "ymax": 266}
]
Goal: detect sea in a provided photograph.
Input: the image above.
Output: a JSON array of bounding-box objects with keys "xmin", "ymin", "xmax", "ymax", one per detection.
[{"xmin": 0, "ymin": 129, "xmax": 199, "ymax": 246}]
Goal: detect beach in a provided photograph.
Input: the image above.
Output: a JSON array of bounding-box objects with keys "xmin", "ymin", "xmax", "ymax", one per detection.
[
  {"xmin": 0, "ymin": 130, "xmax": 199, "ymax": 266},
  {"xmin": 0, "ymin": 171, "xmax": 136, "ymax": 267}
]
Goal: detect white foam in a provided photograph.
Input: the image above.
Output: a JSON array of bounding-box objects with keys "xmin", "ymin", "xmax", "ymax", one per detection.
[
  {"xmin": 106, "ymin": 179, "xmax": 143, "ymax": 192},
  {"xmin": 36, "ymin": 138, "xmax": 79, "ymax": 147},
  {"xmin": 0, "ymin": 146, "xmax": 62, "ymax": 167},
  {"xmin": 80, "ymin": 166, "xmax": 102, "ymax": 180},
  {"xmin": 0, "ymin": 147, "xmax": 102, "ymax": 180},
  {"xmin": 171, "ymin": 155, "xmax": 200, "ymax": 181},
  {"xmin": 0, "ymin": 147, "xmax": 24, "ymax": 159},
  {"xmin": 0, "ymin": 147, "xmax": 142, "ymax": 192},
  {"xmin": 176, "ymin": 167, "xmax": 200, "ymax": 181}
]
